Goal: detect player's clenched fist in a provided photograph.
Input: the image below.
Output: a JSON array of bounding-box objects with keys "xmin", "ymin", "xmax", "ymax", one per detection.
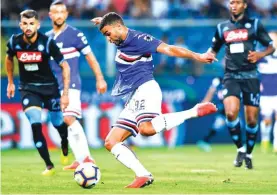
[
  {"xmin": 60, "ymin": 94, "xmax": 69, "ymax": 112},
  {"xmin": 7, "ymin": 83, "xmax": 15, "ymax": 99}
]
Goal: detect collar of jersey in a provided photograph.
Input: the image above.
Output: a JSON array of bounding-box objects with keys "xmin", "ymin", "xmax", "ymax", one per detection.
[{"xmin": 230, "ymin": 14, "xmax": 249, "ymax": 24}]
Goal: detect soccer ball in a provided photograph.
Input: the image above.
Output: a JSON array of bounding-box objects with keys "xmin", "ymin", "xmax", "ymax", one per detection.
[{"xmin": 74, "ymin": 162, "xmax": 101, "ymax": 188}]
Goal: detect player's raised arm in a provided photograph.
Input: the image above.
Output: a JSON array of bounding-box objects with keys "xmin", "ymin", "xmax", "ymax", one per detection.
[
  {"xmin": 85, "ymin": 52, "xmax": 107, "ymax": 94},
  {"xmin": 157, "ymin": 42, "xmax": 217, "ymax": 64}
]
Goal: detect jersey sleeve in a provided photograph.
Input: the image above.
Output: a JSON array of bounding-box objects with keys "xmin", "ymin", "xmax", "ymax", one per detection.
[
  {"xmin": 210, "ymin": 24, "xmax": 224, "ymax": 53},
  {"xmin": 256, "ymin": 19, "xmax": 273, "ymax": 47},
  {"xmin": 73, "ymin": 31, "xmax": 92, "ymax": 55},
  {"xmin": 48, "ymin": 38, "xmax": 65, "ymax": 65},
  {"xmin": 6, "ymin": 35, "xmax": 15, "ymax": 57},
  {"xmin": 135, "ymin": 33, "xmax": 162, "ymax": 54}
]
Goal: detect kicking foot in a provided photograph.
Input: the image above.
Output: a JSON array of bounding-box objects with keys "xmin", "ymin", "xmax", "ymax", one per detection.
[
  {"xmin": 63, "ymin": 156, "xmax": 95, "ymax": 171},
  {"xmin": 194, "ymin": 102, "xmax": 217, "ymax": 117},
  {"xmin": 42, "ymin": 166, "xmax": 55, "ymax": 176},
  {"xmin": 234, "ymin": 151, "xmax": 246, "ymax": 167},
  {"xmin": 125, "ymin": 175, "xmax": 154, "ymax": 188}
]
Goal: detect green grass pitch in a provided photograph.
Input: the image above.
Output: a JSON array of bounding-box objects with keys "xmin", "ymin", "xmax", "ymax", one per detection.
[{"xmin": 1, "ymin": 145, "xmax": 277, "ymax": 194}]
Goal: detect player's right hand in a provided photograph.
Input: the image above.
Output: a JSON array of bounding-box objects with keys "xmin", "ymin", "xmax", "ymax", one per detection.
[
  {"xmin": 91, "ymin": 17, "xmax": 103, "ymax": 25},
  {"xmin": 198, "ymin": 52, "xmax": 218, "ymax": 64},
  {"xmin": 60, "ymin": 94, "xmax": 69, "ymax": 112},
  {"xmin": 7, "ymin": 83, "xmax": 15, "ymax": 99}
]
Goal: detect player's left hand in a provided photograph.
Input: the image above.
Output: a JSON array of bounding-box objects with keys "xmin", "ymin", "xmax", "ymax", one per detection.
[
  {"xmin": 60, "ymin": 94, "xmax": 69, "ymax": 112},
  {"xmin": 96, "ymin": 79, "xmax": 107, "ymax": 94},
  {"xmin": 248, "ymin": 51, "xmax": 263, "ymax": 63},
  {"xmin": 198, "ymin": 52, "xmax": 218, "ymax": 64}
]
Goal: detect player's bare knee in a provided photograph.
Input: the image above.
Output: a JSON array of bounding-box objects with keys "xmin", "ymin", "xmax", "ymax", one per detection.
[
  {"xmin": 138, "ymin": 122, "xmax": 156, "ymax": 136},
  {"xmin": 64, "ymin": 115, "xmax": 76, "ymax": 126},
  {"xmin": 104, "ymin": 138, "xmax": 116, "ymax": 151},
  {"xmin": 225, "ymin": 111, "xmax": 238, "ymax": 121}
]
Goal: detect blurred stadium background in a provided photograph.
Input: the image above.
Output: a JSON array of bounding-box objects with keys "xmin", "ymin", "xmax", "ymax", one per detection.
[{"xmin": 1, "ymin": 0, "xmax": 277, "ymax": 150}]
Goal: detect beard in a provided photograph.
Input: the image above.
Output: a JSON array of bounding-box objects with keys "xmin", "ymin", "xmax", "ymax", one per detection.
[
  {"xmin": 54, "ymin": 20, "xmax": 65, "ymax": 28},
  {"xmin": 114, "ymin": 37, "xmax": 124, "ymax": 46},
  {"xmin": 24, "ymin": 31, "xmax": 36, "ymax": 39}
]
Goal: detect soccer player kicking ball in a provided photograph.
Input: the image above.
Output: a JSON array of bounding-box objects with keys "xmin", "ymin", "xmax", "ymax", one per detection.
[
  {"xmin": 92, "ymin": 12, "xmax": 217, "ymax": 188},
  {"xmin": 5, "ymin": 10, "xmax": 71, "ymax": 176}
]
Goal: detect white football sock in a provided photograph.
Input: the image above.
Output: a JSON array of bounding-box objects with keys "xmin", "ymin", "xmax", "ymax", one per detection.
[
  {"xmin": 68, "ymin": 120, "xmax": 92, "ymax": 163},
  {"xmin": 111, "ymin": 142, "xmax": 151, "ymax": 177},
  {"xmin": 151, "ymin": 108, "xmax": 197, "ymax": 133},
  {"xmin": 260, "ymin": 121, "xmax": 271, "ymax": 141},
  {"xmin": 237, "ymin": 146, "xmax": 246, "ymax": 153},
  {"xmin": 246, "ymin": 153, "xmax": 252, "ymax": 159},
  {"xmin": 273, "ymin": 121, "xmax": 277, "ymax": 149}
]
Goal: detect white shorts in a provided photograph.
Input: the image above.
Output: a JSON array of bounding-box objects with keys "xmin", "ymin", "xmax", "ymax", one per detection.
[
  {"xmin": 113, "ymin": 80, "xmax": 162, "ymax": 136},
  {"xmin": 61, "ymin": 89, "xmax": 82, "ymax": 118},
  {"xmin": 260, "ymin": 95, "xmax": 277, "ymax": 118}
]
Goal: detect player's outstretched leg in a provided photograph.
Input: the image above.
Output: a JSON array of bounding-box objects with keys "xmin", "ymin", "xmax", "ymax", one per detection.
[
  {"xmin": 105, "ymin": 127, "xmax": 153, "ymax": 188},
  {"xmin": 63, "ymin": 117, "xmax": 95, "ymax": 171},
  {"xmin": 50, "ymin": 111, "xmax": 69, "ymax": 165},
  {"xmin": 25, "ymin": 108, "xmax": 55, "ymax": 176},
  {"xmin": 151, "ymin": 102, "xmax": 217, "ymax": 134}
]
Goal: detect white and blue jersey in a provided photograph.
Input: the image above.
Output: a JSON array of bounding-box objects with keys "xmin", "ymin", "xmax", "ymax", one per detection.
[
  {"xmin": 258, "ymin": 50, "xmax": 277, "ymax": 96},
  {"xmin": 112, "ymin": 29, "xmax": 162, "ymax": 98},
  {"xmin": 46, "ymin": 25, "xmax": 92, "ymax": 90}
]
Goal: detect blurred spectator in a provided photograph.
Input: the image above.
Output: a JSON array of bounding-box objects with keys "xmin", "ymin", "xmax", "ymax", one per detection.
[
  {"xmin": 206, "ymin": 0, "xmax": 229, "ymax": 18},
  {"xmin": 129, "ymin": 0, "xmax": 151, "ymax": 18},
  {"xmin": 151, "ymin": 0, "xmax": 169, "ymax": 18}
]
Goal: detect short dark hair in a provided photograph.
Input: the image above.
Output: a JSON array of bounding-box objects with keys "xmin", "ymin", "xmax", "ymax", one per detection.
[
  {"xmin": 99, "ymin": 12, "xmax": 124, "ymax": 30},
  {"xmin": 51, "ymin": 0, "xmax": 66, "ymax": 6},
  {"xmin": 20, "ymin": 10, "xmax": 38, "ymax": 20}
]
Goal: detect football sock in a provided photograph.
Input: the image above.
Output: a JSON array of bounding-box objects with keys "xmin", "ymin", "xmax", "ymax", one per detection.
[
  {"xmin": 68, "ymin": 120, "xmax": 92, "ymax": 163},
  {"xmin": 54, "ymin": 122, "xmax": 68, "ymax": 156},
  {"xmin": 111, "ymin": 142, "xmax": 151, "ymax": 177},
  {"xmin": 151, "ymin": 109, "xmax": 197, "ymax": 133},
  {"xmin": 260, "ymin": 121, "xmax": 271, "ymax": 142},
  {"xmin": 273, "ymin": 121, "xmax": 277, "ymax": 149},
  {"xmin": 245, "ymin": 124, "xmax": 259, "ymax": 155},
  {"xmin": 31, "ymin": 123, "xmax": 53, "ymax": 167},
  {"xmin": 226, "ymin": 118, "xmax": 243, "ymax": 149},
  {"xmin": 203, "ymin": 129, "xmax": 217, "ymax": 143}
]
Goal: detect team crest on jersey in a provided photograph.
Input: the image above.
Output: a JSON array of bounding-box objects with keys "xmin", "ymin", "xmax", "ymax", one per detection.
[
  {"xmin": 144, "ymin": 35, "xmax": 153, "ymax": 42},
  {"xmin": 38, "ymin": 44, "xmax": 44, "ymax": 51},
  {"xmin": 245, "ymin": 23, "xmax": 251, "ymax": 28},
  {"xmin": 23, "ymin": 98, "xmax": 29, "ymax": 106}
]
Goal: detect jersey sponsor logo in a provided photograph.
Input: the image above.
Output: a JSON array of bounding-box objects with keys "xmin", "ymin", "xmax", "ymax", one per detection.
[
  {"xmin": 17, "ymin": 52, "xmax": 42, "ymax": 63},
  {"xmin": 224, "ymin": 29, "xmax": 248, "ymax": 43}
]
